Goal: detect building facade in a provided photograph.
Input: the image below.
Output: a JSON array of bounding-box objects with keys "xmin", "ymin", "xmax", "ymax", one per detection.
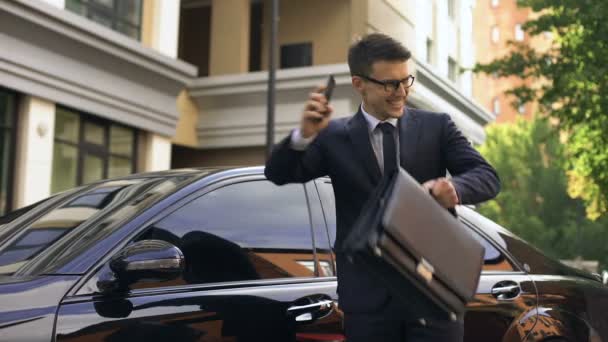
[
  {"xmin": 1, "ymin": 0, "xmax": 494, "ymax": 212},
  {"xmin": 176, "ymin": 0, "xmax": 493, "ymax": 167},
  {"xmin": 472, "ymin": 0, "xmax": 550, "ymax": 123}
]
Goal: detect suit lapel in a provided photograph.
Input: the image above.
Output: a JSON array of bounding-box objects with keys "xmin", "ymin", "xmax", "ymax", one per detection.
[
  {"xmin": 399, "ymin": 108, "xmax": 420, "ymax": 172},
  {"xmin": 348, "ymin": 110, "xmax": 382, "ymax": 184}
]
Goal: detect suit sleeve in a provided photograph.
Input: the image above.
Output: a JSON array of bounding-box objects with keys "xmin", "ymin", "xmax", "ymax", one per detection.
[
  {"xmin": 264, "ymin": 129, "xmax": 328, "ymax": 185},
  {"xmin": 441, "ymin": 114, "xmax": 501, "ymax": 204}
]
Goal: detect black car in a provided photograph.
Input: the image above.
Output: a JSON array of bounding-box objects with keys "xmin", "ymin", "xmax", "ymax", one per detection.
[{"xmin": 0, "ymin": 167, "xmax": 606, "ymax": 342}]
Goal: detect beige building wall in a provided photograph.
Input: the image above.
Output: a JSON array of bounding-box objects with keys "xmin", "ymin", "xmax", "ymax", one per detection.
[
  {"xmin": 260, "ymin": 0, "xmax": 351, "ymax": 70},
  {"xmin": 173, "ymin": 90, "xmax": 200, "ymax": 148},
  {"xmin": 14, "ymin": 97, "xmax": 56, "ymax": 208},
  {"xmin": 139, "ymin": 133, "xmax": 173, "ymax": 172},
  {"xmin": 141, "ymin": 0, "xmax": 181, "ymax": 58},
  {"xmin": 366, "ymin": 0, "xmax": 416, "ymax": 49},
  {"xmin": 209, "ymin": 0, "xmax": 251, "ymax": 75}
]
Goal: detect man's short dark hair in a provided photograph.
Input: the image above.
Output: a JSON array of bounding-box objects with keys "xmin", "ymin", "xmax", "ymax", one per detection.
[{"xmin": 348, "ymin": 33, "xmax": 412, "ymax": 77}]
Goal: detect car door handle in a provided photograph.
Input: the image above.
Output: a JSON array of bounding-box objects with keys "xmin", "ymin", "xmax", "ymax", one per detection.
[
  {"xmin": 287, "ymin": 299, "xmax": 334, "ymax": 322},
  {"xmin": 491, "ymin": 281, "xmax": 520, "ymax": 300},
  {"xmin": 287, "ymin": 299, "xmax": 333, "ymax": 312}
]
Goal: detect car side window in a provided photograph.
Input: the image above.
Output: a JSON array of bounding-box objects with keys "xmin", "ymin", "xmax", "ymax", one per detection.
[
  {"xmin": 465, "ymin": 224, "xmax": 515, "ymax": 272},
  {"xmin": 316, "ymin": 180, "xmax": 336, "ymax": 247},
  {"xmin": 133, "ymin": 180, "xmax": 316, "ymax": 288}
]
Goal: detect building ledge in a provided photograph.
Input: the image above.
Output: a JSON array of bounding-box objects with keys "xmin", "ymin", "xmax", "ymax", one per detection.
[
  {"xmin": 0, "ymin": 0, "xmax": 197, "ymax": 136},
  {"xmin": 188, "ymin": 62, "xmax": 494, "ymax": 148}
]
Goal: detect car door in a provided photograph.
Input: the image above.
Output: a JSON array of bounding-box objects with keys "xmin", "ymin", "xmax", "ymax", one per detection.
[
  {"xmin": 460, "ymin": 212, "xmax": 538, "ymax": 342},
  {"xmin": 55, "ymin": 176, "xmax": 342, "ymax": 342},
  {"xmin": 315, "ymin": 180, "xmax": 538, "ymax": 341}
]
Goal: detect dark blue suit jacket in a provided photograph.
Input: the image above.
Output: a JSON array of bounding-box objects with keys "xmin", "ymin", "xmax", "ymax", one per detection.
[{"xmin": 265, "ymin": 107, "xmax": 500, "ymax": 314}]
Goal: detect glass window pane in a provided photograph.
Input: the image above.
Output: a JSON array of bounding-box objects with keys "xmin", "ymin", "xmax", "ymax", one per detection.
[
  {"xmin": 83, "ymin": 153, "xmax": 104, "ymax": 184},
  {"xmin": 0, "ymin": 131, "xmax": 11, "ymax": 215},
  {"xmin": 0, "ymin": 92, "xmax": 14, "ymax": 127},
  {"xmin": 117, "ymin": 0, "xmax": 142, "ymax": 26},
  {"xmin": 89, "ymin": 12, "xmax": 113, "ymax": 29},
  {"xmin": 65, "ymin": 0, "xmax": 86, "ymax": 15},
  {"xmin": 116, "ymin": 22, "xmax": 140, "ymax": 39},
  {"xmin": 109, "ymin": 156, "xmax": 131, "ymax": 178},
  {"xmin": 84, "ymin": 121, "xmax": 105, "ymax": 146},
  {"xmin": 317, "ymin": 181, "xmax": 336, "ymax": 246},
  {"xmin": 51, "ymin": 143, "xmax": 78, "ymax": 194},
  {"xmin": 137, "ymin": 181, "xmax": 315, "ymax": 287},
  {"xmin": 110, "ymin": 125, "xmax": 134, "ymax": 156},
  {"xmin": 55, "ymin": 109, "xmax": 79, "ymax": 143},
  {"xmin": 91, "ymin": 0, "xmax": 113, "ymax": 8}
]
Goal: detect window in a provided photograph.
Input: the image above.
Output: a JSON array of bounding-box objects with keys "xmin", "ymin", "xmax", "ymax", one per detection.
[
  {"xmin": 518, "ymin": 101, "xmax": 526, "ymax": 115},
  {"xmin": 0, "ymin": 89, "xmax": 16, "ymax": 216},
  {"xmin": 491, "ymin": 26, "xmax": 500, "ymax": 43},
  {"xmin": 426, "ymin": 38, "xmax": 434, "ymax": 64},
  {"xmin": 178, "ymin": 3, "xmax": 211, "ymax": 77},
  {"xmin": 448, "ymin": 0, "xmax": 455, "ymax": 19},
  {"xmin": 492, "ymin": 97, "xmax": 501, "ymax": 115},
  {"xmin": 491, "ymin": 0, "xmax": 499, "ymax": 8},
  {"xmin": 281, "ymin": 43, "xmax": 313, "ymax": 69},
  {"xmin": 448, "ymin": 57, "xmax": 458, "ymax": 83},
  {"xmin": 66, "ymin": 0, "xmax": 143, "ymax": 40},
  {"xmin": 51, "ymin": 107, "xmax": 136, "ymax": 193},
  {"xmin": 515, "ymin": 24, "xmax": 525, "ymax": 41},
  {"xmin": 133, "ymin": 180, "xmax": 316, "ymax": 288},
  {"xmin": 465, "ymin": 226, "xmax": 514, "ymax": 272},
  {"xmin": 316, "ymin": 180, "xmax": 336, "ymax": 247},
  {"xmin": 249, "ymin": 1, "xmax": 263, "ymax": 72}
]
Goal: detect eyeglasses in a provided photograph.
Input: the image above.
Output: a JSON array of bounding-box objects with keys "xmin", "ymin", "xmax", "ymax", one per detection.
[{"xmin": 358, "ymin": 75, "xmax": 415, "ymax": 93}]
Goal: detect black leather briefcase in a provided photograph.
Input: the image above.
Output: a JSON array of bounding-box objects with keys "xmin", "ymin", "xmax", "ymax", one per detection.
[{"xmin": 342, "ymin": 168, "xmax": 484, "ymax": 318}]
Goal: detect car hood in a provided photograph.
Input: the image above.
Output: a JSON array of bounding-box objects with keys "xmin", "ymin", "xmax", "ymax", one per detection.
[{"xmin": 0, "ymin": 275, "xmax": 79, "ymax": 341}]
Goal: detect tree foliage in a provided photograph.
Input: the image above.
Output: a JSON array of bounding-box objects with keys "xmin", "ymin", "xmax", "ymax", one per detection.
[
  {"xmin": 475, "ymin": 0, "xmax": 608, "ymax": 219},
  {"xmin": 477, "ymin": 117, "xmax": 608, "ymax": 269}
]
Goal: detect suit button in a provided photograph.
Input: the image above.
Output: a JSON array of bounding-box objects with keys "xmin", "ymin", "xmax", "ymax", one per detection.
[{"xmin": 418, "ymin": 318, "xmax": 427, "ymax": 327}]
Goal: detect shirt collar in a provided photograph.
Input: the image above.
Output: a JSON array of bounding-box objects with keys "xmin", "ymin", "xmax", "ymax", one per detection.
[{"xmin": 360, "ymin": 104, "xmax": 398, "ymax": 133}]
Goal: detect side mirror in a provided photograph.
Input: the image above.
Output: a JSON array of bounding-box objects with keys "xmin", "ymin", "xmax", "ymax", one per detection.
[{"xmin": 98, "ymin": 240, "xmax": 184, "ymax": 293}]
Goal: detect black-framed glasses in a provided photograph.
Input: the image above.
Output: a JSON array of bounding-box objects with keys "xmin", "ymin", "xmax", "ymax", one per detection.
[{"xmin": 358, "ymin": 75, "xmax": 415, "ymax": 92}]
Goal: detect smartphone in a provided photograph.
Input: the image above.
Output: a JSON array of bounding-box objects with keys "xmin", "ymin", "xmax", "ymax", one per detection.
[
  {"xmin": 323, "ymin": 75, "xmax": 336, "ymax": 102},
  {"xmin": 310, "ymin": 75, "xmax": 335, "ymax": 122}
]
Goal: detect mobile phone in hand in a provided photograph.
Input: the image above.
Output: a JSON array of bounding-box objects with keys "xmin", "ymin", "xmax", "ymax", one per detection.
[
  {"xmin": 311, "ymin": 75, "xmax": 335, "ymax": 123},
  {"xmin": 323, "ymin": 75, "xmax": 336, "ymax": 102}
]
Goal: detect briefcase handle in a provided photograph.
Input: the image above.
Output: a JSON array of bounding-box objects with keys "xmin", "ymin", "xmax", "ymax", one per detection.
[{"xmin": 428, "ymin": 189, "xmax": 458, "ymax": 218}]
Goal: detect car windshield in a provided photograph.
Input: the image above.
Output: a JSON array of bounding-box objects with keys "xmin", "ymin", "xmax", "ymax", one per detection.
[{"xmin": 0, "ymin": 173, "xmax": 202, "ymax": 277}]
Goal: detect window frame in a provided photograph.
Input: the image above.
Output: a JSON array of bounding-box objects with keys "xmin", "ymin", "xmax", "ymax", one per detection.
[
  {"xmin": 52, "ymin": 106, "xmax": 137, "ymax": 192},
  {"xmin": 66, "ymin": 0, "xmax": 143, "ymax": 40},
  {"xmin": 87, "ymin": 175, "xmax": 327, "ymax": 294},
  {"xmin": 448, "ymin": 0, "xmax": 456, "ymax": 20},
  {"xmin": 459, "ymin": 214, "xmax": 525, "ymax": 274},
  {"xmin": 491, "ymin": 25, "xmax": 500, "ymax": 44},
  {"xmin": 514, "ymin": 23, "xmax": 525, "ymax": 42},
  {"xmin": 448, "ymin": 57, "xmax": 458, "ymax": 83},
  {"xmin": 0, "ymin": 88, "xmax": 18, "ymax": 215},
  {"xmin": 492, "ymin": 97, "xmax": 501, "ymax": 115}
]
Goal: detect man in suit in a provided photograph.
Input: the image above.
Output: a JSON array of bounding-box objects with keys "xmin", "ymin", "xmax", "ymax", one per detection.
[{"xmin": 265, "ymin": 33, "xmax": 500, "ymax": 341}]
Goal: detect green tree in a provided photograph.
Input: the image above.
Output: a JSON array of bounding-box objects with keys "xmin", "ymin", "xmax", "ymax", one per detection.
[
  {"xmin": 477, "ymin": 117, "xmax": 608, "ymax": 269},
  {"xmin": 475, "ymin": 0, "xmax": 608, "ymax": 219}
]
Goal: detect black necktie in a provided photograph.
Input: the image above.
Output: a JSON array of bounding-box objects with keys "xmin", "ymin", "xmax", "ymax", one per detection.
[{"xmin": 378, "ymin": 122, "xmax": 397, "ymax": 178}]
